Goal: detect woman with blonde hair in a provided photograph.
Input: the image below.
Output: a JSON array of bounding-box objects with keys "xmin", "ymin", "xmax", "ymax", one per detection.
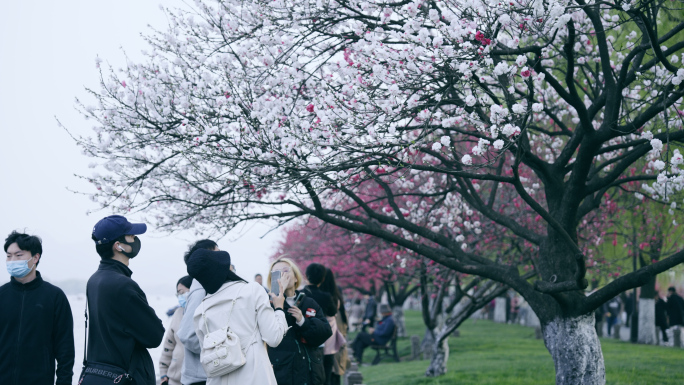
[{"xmin": 266, "ymin": 257, "xmax": 332, "ymax": 385}]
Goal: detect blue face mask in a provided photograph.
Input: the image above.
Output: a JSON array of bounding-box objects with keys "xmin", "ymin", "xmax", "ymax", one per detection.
[
  {"xmin": 7, "ymin": 258, "xmax": 35, "ymax": 278},
  {"xmin": 178, "ymin": 293, "xmax": 188, "ymax": 308}
]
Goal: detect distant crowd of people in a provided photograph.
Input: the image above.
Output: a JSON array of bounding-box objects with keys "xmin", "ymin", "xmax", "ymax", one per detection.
[
  {"xmin": 1, "ymin": 215, "xmax": 397, "ymax": 385},
  {"xmin": 592, "ymin": 289, "xmax": 684, "ymax": 341}
]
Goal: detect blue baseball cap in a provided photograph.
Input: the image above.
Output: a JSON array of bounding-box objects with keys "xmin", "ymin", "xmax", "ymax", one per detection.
[{"xmin": 92, "ymin": 215, "xmax": 147, "ymax": 245}]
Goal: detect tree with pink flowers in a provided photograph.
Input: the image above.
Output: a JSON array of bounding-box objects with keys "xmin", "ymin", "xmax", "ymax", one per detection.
[
  {"xmin": 73, "ymin": 0, "xmax": 684, "ymax": 383},
  {"xmin": 274, "ymin": 214, "xmax": 537, "ymax": 376},
  {"xmin": 271, "ymin": 216, "xmax": 422, "ymax": 338}
]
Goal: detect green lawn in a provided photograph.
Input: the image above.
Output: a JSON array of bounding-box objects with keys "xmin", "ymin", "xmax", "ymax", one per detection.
[{"xmin": 351, "ymin": 311, "xmax": 684, "ymax": 385}]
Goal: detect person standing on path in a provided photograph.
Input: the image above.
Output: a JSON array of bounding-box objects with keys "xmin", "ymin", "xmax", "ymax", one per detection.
[
  {"xmin": 0, "ymin": 231, "xmax": 75, "ymax": 385},
  {"xmin": 655, "ymin": 292, "xmax": 669, "ymax": 343},
  {"xmin": 363, "ymin": 295, "xmax": 377, "ymax": 329},
  {"xmin": 159, "ymin": 276, "xmax": 193, "ymax": 385},
  {"xmin": 267, "ymin": 258, "xmax": 332, "ymax": 385},
  {"xmin": 187, "ymin": 248, "xmax": 289, "ymax": 385},
  {"xmin": 320, "ymin": 268, "xmax": 350, "ymax": 385},
  {"xmin": 666, "ymin": 287, "xmax": 684, "ymax": 327},
  {"xmin": 304, "ymin": 263, "xmax": 338, "ymax": 385},
  {"xmin": 178, "ymin": 239, "xmax": 222, "ymax": 385},
  {"xmin": 86, "ymin": 215, "xmax": 165, "ymax": 385}
]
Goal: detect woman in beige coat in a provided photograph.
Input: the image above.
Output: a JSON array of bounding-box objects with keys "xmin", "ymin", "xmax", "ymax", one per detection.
[
  {"xmin": 159, "ymin": 276, "xmax": 192, "ymax": 385},
  {"xmin": 186, "ymin": 248, "xmax": 289, "ymax": 385}
]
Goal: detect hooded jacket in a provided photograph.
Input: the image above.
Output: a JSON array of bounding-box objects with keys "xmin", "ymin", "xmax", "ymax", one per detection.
[
  {"xmin": 0, "ymin": 271, "xmax": 75, "ymax": 385},
  {"xmin": 268, "ymin": 291, "xmax": 333, "ymax": 385},
  {"xmin": 85, "ymin": 259, "xmax": 165, "ymax": 385}
]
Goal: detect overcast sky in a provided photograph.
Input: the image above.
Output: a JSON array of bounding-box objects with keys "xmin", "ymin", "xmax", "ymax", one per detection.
[{"xmin": 0, "ymin": 0, "xmax": 283, "ymax": 295}]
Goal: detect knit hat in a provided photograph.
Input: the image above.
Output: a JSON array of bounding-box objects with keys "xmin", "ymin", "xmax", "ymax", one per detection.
[
  {"xmin": 379, "ymin": 303, "xmax": 392, "ymax": 315},
  {"xmin": 186, "ymin": 249, "xmax": 231, "ymax": 294}
]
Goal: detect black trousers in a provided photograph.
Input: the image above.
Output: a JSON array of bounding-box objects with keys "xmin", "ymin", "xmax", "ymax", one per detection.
[
  {"xmin": 352, "ymin": 332, "xmax": 374, "ymax": 361},
  {"xmin": 324, "ymin": 354, "xmax": 335, "ymax": 385},
  {"xmin": 659, "ymin": 326, "xmax": 669, "ymax": 342}
]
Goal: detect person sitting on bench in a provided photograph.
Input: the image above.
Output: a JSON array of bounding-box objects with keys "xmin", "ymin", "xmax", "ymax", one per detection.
[{"xmin": 352, "ymin": 304, "xmax": 395, "ymax": 362}]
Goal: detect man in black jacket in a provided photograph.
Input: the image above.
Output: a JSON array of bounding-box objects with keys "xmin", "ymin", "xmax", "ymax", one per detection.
[
  {"xmin": 666, "ymin": 287, "xmax": 684, "ymax": 327},
  {"xmin": 1, "ymin": 231, "xmax": 74, "ymax": 385},
  {"xmin": 86, "ymin": 215, "xmax": 165, "ymax": 385},
  {"xmin": 655, "ymin": 292, "xmax": 669, "ymax": 343}
]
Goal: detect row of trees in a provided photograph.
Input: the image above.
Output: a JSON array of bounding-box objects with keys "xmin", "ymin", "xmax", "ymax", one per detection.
[
  {"xmin": 273, "ymin": 215, "xmax": 537, "ymax": 376},
  {"xmin": 72, "ymin": 0, "xmax": 684, "ymax": 383}
]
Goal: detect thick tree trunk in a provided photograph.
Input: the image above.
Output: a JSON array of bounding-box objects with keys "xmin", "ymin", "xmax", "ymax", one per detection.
[
  {"xmin": 494, "ymin": 297, "xmax": 507, "ymax": 323},
  {"xmin": 421, "ymin": 327, "xmax": 436, "ymax": 360},
  {"xmin": 393, "ymin": 305, "xmax": 406, "ymax": 337},
  {"xmin": 542, "ymin": 313, "xmax": 606, "ymax": 385},
  {"xmin": 425, "ymin": 336, "xmax": 449, "ymax": 377},
  {"xmin": 638, "ymin": 298, "xmax": 657, "ymax": 345}
]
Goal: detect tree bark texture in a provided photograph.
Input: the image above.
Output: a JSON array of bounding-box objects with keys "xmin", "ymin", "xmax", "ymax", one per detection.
[
  {"xmin": 494, "ymin": 297, "xmax": 507, "ymax": 323},
  {"xmin": 421, "ymin": 327, "xmax": 436, "ymax": 361},
  {"xmin": 542, "ymin": 313, "xmax": 606, "ymax": 385},
  {"xmin": 424, "ymin": 336, "xmax": 449, "ymax": 377},
  {"xmin": 637, "ymin": 298, "xmax": 657, "ymax": 345},
  {"xmin": 393, "ymin": 305, "xmax": 406, "ymax": 338}
]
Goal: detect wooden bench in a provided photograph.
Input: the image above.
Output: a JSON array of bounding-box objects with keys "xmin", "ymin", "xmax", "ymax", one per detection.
[{"xmin": 368, "ymin": 327, "xmax": 399, "ymax": 365}]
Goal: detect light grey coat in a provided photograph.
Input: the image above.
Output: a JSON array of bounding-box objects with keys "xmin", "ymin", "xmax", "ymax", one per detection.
[{"xmin": 178, "ymin": 279, "xmax": 207, "ymax": 385}]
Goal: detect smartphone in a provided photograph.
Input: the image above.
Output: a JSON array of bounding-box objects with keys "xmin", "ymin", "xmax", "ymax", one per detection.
[
  {"xmin": 271, "ymin": 271, "xmax": 281, "ymax": 296},
  {"xmin": 294, "ymin": 292, "xmax": 306, "ymax": 308}
]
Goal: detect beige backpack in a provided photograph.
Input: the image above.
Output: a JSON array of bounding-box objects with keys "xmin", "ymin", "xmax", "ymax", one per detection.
[{"xmin": 199, "ymin": 283, "xmax": 254, "ymax": 377}]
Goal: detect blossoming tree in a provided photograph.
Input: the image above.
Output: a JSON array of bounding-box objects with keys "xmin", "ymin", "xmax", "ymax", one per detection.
[
  {"xmin": 271, "ymin": 216, "xmax": 422, "ymax": 338},
  {"xmin": 273, "ymin": 215, "xmax": 536, "ymax": 376},
  {"xmin": 73, "ymin": 0, "xmax": 684, "ymax": 383}
]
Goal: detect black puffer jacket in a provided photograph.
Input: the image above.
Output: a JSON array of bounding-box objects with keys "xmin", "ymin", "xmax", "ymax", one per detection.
[{"xmin": 268, "ymin": 291, "xmax": 332, "ymax": 385}]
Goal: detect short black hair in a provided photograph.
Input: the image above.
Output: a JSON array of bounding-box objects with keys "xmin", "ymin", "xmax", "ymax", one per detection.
[
  {"xmin": 306, "ymin": 263, "xmax": 327, "ymax": 285},
  {"xmin": 669, "ymin": 287, "xmax": 677, "ymax": 293},
  {"xmin": 93, "ymin": 234, "xmax": 127, "ymax": 259},
  {"xmin": 184, "ymin": 239, "xmax": 218, "ymax": 264},
  {"xmin": 4, "ymin": 231, "xmax": 42, "ymax": 266},
  {"xmin": 177, "ymin": 275, "xmax": 193, "ymax": 290},
  {"xmin": 255, "ymin": 273, "xmax": 262, "ymax": 278}
]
